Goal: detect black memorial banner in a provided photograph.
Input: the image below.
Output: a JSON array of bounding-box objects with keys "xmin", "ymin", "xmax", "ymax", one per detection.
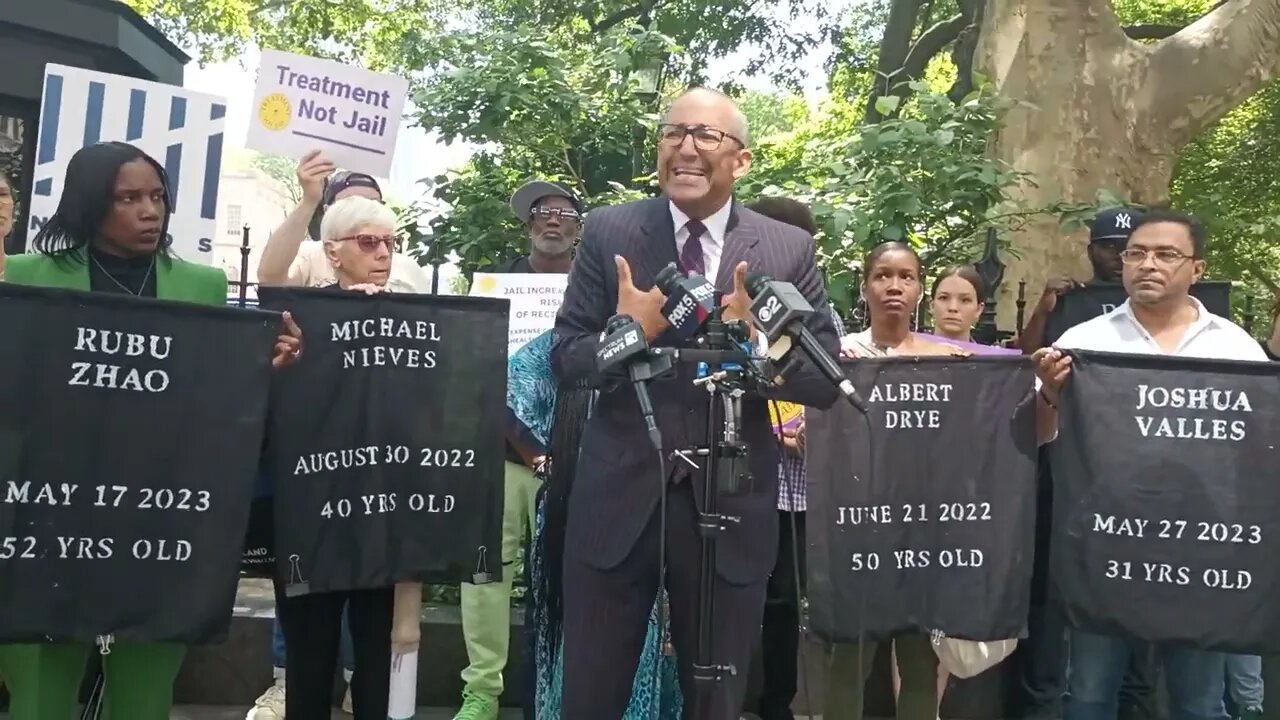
[
  {"xmin": 1050, "ymin": 350, "xmax": 1280, "ymax": 653},
  {"xmin": 1044, "ymin": 281, "xmax": 1230, "ymax": 345},
  {"xmin": 259, "ymin": 287, "xmax": 507, "ymax": 593},
  {"xmin": 0, "ymin": 283, "xmax": 278, "ymax": 644},
  {"xmin": 807, "ymin": 356, "xmax": 1038, "ymax": 642}
]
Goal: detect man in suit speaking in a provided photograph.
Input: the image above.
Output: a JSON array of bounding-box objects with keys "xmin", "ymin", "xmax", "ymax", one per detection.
[{"xmin": 551, "ymin": 88, "xmax": 841, "ymax": 719}]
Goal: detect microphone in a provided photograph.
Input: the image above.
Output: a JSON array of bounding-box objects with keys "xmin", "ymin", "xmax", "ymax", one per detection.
[
  {"xmin": 596, "ymin": 314, "xmax": 665, "ymax": 450},
  {"xmin": 746, "ymin": 273, "xmax": 868, "ymax": 414},
  {"xmin": 654, "ymin": 263, "xmax": 717, "ymax": 341}
]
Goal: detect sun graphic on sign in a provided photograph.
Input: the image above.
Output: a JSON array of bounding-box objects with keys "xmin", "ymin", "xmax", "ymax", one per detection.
[
  {"xmin": 769, "ymin": 401, "xmax": 804, "ymax": 433},
  {"xmin": 473, "ymin": 276, "xmax": 498, "ymax": 294},
  {"xmin": 258, "ymin": 93, "xmax": 292, "ymax": 131}
]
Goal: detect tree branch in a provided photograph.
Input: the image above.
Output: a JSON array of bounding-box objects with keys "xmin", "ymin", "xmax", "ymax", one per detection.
[
  {"xmin": 947, "ymin": 0, "xmax": 984, "ymax": 103},
  {"xmin": 865, "ymin": 5, "xmax": 969, "ymax": 122},
  {"xmin": 1142, "ymin": 0, "xmax": 1280, "ymax": 148},
  {"xmin": 1123, "ymin": 24, "xmax": 1184, "ymax": 40},
  {"xmin": 590, "ymin": 0, "xmax": 658, "ymax": 32}
]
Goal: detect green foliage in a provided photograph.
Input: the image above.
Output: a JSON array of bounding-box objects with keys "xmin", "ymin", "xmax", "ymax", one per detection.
[
  {"xmin": 121, "ymin": 0, "xmax": 446, "ymax": 67},
  {"xmin": 413, "ymin": 24, "xmax": 667, "ymax": 272},
  {"xmin": 741, "ymin": 86, "xmax": 1034, "ymax": 310},
  {"xmin": 249, "ymin": 153, "xmax": 302, "ymax": 205}
]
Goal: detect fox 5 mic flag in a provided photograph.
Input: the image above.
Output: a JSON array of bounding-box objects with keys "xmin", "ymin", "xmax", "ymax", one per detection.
[
  {"xmin": 806, "ymin": 356, "xmax": 1037, "ymax": 642},
  {"xmin": 259, "ymin": 288, "xmax": 508, "ymax": 593},
  {"xmin": 1050, "ymin": 350, "xmax": 1280, "ymax": 653},
  {"xmin": 30, "ymin": 65, "xmax": 227, "ymax": 263},
  {"xmin": 0, "ymin": 283, "xmax": 277, "ymax": 643}
]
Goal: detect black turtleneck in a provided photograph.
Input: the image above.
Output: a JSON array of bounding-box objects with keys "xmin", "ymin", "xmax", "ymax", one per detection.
[{"xmin": 88, "ymin": 246, "xmax": 158, "ymax": 298}]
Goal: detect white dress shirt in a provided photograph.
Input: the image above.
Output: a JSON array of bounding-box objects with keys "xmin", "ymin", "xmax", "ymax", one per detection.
[
  {"xmin": 670, "ymin": 198, "xmax": 733, "ymax": 283},
  {"xmin": 1056, "ymin": 297, "xmax": 1266, "ymax": 362}
]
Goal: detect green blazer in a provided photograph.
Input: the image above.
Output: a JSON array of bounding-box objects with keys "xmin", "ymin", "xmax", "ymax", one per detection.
[{"xmin": 6, "ymin": 250, "xmax": 228, "ymax": 306}]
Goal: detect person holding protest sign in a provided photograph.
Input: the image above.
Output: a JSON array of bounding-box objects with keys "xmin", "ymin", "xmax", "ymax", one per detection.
[
  {"xmin": 0, "ymin": 140, "xmax": 302, "ymax": 720},
  {"xmin": 256, "ymin": 150, "xmax": 437, "ymax": 294},
  {"xmin": 269, "ymin": 194, "xmax": 399, "ymax": 720},
  {"xmin": 1031, "ymin": 208, "xmax": 1262, "ymax": 720},
  {"xmin": 454, "ymin": 179, "xmax": 582, "ymax": 720},
  {"xmin": 824, "ymin": 241, "xmax": 969, "ymax": 720}
]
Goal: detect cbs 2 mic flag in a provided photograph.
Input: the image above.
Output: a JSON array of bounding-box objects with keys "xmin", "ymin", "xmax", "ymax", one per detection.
[
  {"xmin": 0, "ymin": 283, "xmax": 278, "ymax": 643},
  {"xmin": 259, "ymin": 288, "xmax": 508, "ymax": 593},
  {"xmin": 31, "ymin": 65, "xmax": 227, "ymax": 263},
  {"xmin": 806, "ymin": 356, "xmax": 1037, "ymax": 642},
  {"xmin": 1050, "ymin": 350, "xmax": 1280, "ymax": 654}
]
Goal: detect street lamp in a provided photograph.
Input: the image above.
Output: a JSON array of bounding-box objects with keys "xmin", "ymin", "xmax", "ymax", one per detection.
[
  {"xmin": 630, "ymin": 49, "xmax": 668, "ymax": 105},
  {"xmin": 629, "ymin": 46, "xmax": 668, "ymax": 178}
]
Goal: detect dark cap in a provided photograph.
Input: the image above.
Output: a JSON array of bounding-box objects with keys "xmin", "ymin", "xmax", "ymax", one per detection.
[
  {"xmin": 323, "ymin": 171, "xmax": 382, "ymax": 207},
  {"xmin": 1090, "ymin": 206, "xmax": 1143, "ymax": 244},
  {"xmin": 510, "ymin": 180, "xmax": 581, "ymax": 223}
]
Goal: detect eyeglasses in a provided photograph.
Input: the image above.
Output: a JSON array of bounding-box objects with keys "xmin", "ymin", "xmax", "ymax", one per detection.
[
  {"xmin": 657, "ymin": 123, "xmax": 745, "ymax": 151},
  {"xmin": 338, "ymin": 234, "xmax": 397, "ymax": 253},
  {"xmin": 1119, "ymin": 247, "xmax": 1195, "ymax": 266},
  {"xmin": 531, "ymin": 207, "xmax": 581, "ymax": 222}
]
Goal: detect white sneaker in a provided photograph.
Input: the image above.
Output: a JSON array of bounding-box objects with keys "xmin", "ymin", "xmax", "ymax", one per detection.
[
  {"xmin": 341, "ymin": 683, "xmax": 353, "ymax": 714},
  {"xmin": 245, "ymin": 683, "xmax": 286, "ymax": 720}
]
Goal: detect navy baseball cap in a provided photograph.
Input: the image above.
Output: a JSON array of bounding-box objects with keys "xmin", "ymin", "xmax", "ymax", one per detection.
[
  {"xmin": 1090, "ymin": 207, "xmax": 1143, "ymax": 244},
  {"xmin": 323, "ymin": 171, "xmax": 382, "ymax": 206}
]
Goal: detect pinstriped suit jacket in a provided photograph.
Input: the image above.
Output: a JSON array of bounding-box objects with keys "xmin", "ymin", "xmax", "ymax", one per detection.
[{"xmin": 551, "ymin": 196, "xmax": 840, "ymax": 585}]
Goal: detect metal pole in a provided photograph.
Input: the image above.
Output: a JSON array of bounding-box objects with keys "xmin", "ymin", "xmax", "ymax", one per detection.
[{"xmin": 238, "ymin": 224, "xmax": 251, "ymax": 307}]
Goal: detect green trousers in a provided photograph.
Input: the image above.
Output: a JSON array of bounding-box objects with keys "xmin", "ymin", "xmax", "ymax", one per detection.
[
  {"xmin": 459, "ymin": 460, "xmax": 540, "ymax": 697},
  {"xmin": 0, "ymin": 641, "xmax": 185, "ymax": 720},
  {"xmin": 825, "ymin": 635, "xmax": 939, "ymax": 720}
]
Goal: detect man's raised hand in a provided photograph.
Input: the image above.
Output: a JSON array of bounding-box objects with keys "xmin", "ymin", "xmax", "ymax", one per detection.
[{"xmin": 614, "ymin": 255, "xmax": 668, "ymax": 342}]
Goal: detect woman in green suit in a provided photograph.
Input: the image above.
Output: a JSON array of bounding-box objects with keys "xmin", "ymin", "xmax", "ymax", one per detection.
[{"xmin": 0, "ymin": 141, "xmax": 303, "ymax": 720}]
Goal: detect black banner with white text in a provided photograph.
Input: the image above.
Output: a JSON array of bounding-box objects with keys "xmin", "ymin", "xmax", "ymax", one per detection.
[
  {"xmin": 259, "ymin": 287, "xmax": 507, "ymax": 593},
  {"xmin": 1050, "ymin": 350, "xmax": 1280, "ymax": 653},
  {"xmin": 806, "ymin": 356, "xmax": 1038, "ymax": 642},
  {"xmin": 0, "ymin": 283, "xmax": 278, "ymax": 643}
]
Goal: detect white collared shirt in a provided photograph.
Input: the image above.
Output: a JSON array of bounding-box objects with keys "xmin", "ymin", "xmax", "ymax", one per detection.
[
  {"xmin": 670, "ymin": 198, "xmax": 733, "ymax": 283},
  {"xmin": 1055, "ymin": 297, "xmax": 1266, "ymax": 362}
]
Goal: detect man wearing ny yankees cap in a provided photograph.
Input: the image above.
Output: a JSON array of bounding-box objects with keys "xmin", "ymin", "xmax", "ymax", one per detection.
[{"xmin": 1012, "ymin": 205, "xmax": 1147, "ymax": 720}]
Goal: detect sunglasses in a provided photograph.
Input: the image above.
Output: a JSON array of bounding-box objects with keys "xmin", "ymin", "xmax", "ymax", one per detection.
[
  {"xmin": 531, "ymin": 206, "xmax": 581, "ymax": 222},
  {"xmin": 338, "ymin": 234, "xmax": 397, "ymax": 253}
]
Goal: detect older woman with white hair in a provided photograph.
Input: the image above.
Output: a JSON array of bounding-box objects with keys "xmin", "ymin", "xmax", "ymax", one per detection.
[
  {"xmin": 270, "ymin": 193, "xmax": 407, "ymax": 720},
  {"xmin": 319, "ymin": 195, "xmax": 400, "ymax": 294}
]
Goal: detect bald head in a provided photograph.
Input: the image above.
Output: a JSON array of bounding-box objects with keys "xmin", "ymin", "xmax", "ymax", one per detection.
[{"xmin": 661, "ymin": 88, "xmax": 750, "ymax": 147}]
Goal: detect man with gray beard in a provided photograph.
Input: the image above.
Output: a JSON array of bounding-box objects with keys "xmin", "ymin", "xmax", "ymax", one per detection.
[{"xmin": 454, "ymin": 180, "xmax": 582, "ymax": 720}]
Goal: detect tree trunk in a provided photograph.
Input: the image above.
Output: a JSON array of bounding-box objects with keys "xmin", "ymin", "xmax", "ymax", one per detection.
[{"xmin": 974, "ymin": 0, "xmax": 1280, "ymax": 328}]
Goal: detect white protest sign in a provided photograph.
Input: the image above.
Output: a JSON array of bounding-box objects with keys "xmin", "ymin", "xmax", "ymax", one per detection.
[
  {"xmin": 246, "ymin": 50, "xmax": 408, "ymax": 178},
  {"xmin": 30, "ymin": 65, "xmax": 227, "ymax": 264},
  {"xmin": 470, "ymin": 273, "xmax": 568, "ymax": 354}
]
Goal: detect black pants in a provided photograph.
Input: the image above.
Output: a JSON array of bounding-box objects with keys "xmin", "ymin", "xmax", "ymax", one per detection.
[
  {"xmin": 274, "ymin": 581, "xmax": 394, "ymax": 720},
  {"xmin": 759, "ymin": 510, "xmax": 805, "ymax": 720},
  {"xmin": 1118, "ymin": 643, "xmax": 1162, "ymax": 720}
]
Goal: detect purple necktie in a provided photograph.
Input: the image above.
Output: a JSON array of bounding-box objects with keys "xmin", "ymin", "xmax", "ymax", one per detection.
[{"xmin": 679, "ymin": 220, "xmax": 707, "ymax": 277}]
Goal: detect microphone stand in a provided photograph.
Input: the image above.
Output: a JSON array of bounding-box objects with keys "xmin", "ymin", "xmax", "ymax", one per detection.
[{"xmin": 666, "ymin": 308, "xmax": 756, "ymax": 714}]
